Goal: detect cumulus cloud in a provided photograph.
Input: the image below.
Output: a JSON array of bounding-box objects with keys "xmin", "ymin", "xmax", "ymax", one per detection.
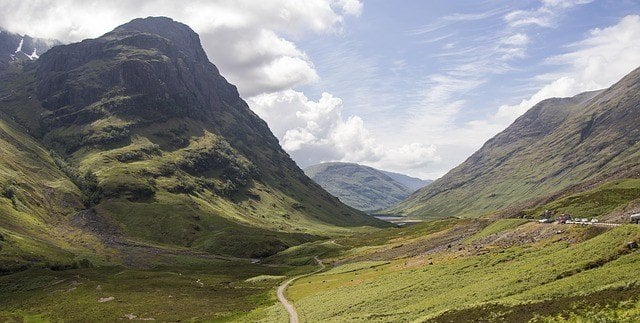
[
  {"xmin": 247, "ymin": 90, "xmax": 440, "ymax": 171},
  {"xmin": 496, "ymin": 14, "xmax": 640, "ymax": 122},
  {"xmin": 0, "ymin": 0, "xmax": 361, "ymax": 96}
]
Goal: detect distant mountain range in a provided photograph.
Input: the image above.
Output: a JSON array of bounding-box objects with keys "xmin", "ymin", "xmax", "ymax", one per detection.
[
  {"xmin": 304, "ymin": 162, "xmax": 432, "ymax": 212},
  {"xmin": 391, "ymin": 66, "xmax": 640, "ymax": 218},
  {"xmin": 0, "ymin": 17, "xmax": 385, "ymax": 270}
]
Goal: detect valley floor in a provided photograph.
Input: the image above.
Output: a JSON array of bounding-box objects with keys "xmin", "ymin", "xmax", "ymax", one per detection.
[{"xmin": 2, "ymin": 217, "xmax": 640, "ymax": 322}]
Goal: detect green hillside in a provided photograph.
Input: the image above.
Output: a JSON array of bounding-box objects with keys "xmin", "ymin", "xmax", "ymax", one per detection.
[
  {"xmin": 391, "ymin": 67, "xmax": 640, "ymax": 218},
  {"xmin": 304, "ymin": 162, "xmax": 428, "ymax": 212},
  {"xmin": 277, "ymin": 219, "xmax": 640, "ymax": 322}
]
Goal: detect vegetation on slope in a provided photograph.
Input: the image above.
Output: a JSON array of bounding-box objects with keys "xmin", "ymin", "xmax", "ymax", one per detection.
[
  {"xmin": 0, "ymin": 116, "xmax": 109, "ymax": 274},
  {"xmin": 524, "ymin": 178, "xmax": 640, "ymax": 220},
  {"xmin": 283, "ymin": 220, "xmax": 640, "ymax": 322}
]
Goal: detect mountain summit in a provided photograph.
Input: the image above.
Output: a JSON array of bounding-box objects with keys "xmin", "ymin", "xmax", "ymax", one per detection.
[{"xmin": 0, "ymin": 17, "xmax": 383, "ymax": 264}]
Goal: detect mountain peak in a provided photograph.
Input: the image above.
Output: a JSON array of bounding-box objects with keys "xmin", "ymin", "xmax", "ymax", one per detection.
[
  {"xmin": 35, "ymin": 16, "xmax": 234, "ymax": 121},
  {"xmin": 107, "ymin": 16, "xmax": 208, "ymax": 62}
]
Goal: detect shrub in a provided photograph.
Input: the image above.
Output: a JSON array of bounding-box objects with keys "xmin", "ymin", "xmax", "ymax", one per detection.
[
  {"xmin": 115, "ymin": 144, "xmax": 162, "ymax": 162},
  {"xmin": 84, "ymin": 125, "xmax": 130, "ymax": 146},
  {"xmin": 2, "ymin": 184, "xmax": 16, "ymax": 200},
  {"xmin": 158, "ymin": 163, "xmax": 176, "ymax": 177},
  {"xmin": 168, "ymin": 175, "xmax": 199, "ymax": 194},
  {"xmin": 80, "ymin": 171, "xmax": 103, "ymax": 207},
  {"xmin": 2, "ymin": 183, "xmax": 18, "ymax": 207},
  {"xmin": 51, "ymin": 151, "xmax": 103, "ymax": 207}
]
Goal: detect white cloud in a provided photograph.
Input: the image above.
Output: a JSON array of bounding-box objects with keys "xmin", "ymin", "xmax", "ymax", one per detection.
[
  {"xmin": 505, "ymin": 0, "xmax": 592, "ymax": 27},
  {"xmin": 0, "ymin": 0, "xmax": 361, "ymax": 97},
  {"xmin": 247, "ymin": 90, "xmax": 440, "ymax": 173},
  {"xmin": 335, "ymin": 0, "xmax": 363, "ymax": 17},
  {"xmin": 496, "ymin": 14, "xmax": 640, "ymax": 122},
  {"xmin": 442, "ymin": 9, "xmax": 503, "ymax": 22},
  {"xmin": 248, "ymin": 90, "xmax": 380, "ymax": 165},
  {"xmin": 501, "ymin": 33, "xmax": 529, "ymax": 46},
  {"xmin": 541, "ymin": 0, "xmax": 593, "ymax": 9}
]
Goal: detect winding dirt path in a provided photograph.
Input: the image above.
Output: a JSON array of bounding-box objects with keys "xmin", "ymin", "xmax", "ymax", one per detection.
[{"xmin": 277, "ymin": 257, "xmax": 325, "ymax": 323}]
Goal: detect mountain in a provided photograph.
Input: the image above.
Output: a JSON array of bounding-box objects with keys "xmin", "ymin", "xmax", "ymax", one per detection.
[
  {"xmin": 379, "ymin": 170, "xmax": 432, "ymax": 191},
  {"xmin": 0, "ymin": 17, "xmax": 384, "ymax": 267},
  {"xmin": 391, "ymin": 67, "xmax": 640, "ymax": 218},
  {"xmin": 0, "ymin": 29, "xmax": 60, "ymax": 65},
  {"xmin": 304, "ymin": 162, "xmax": 429, "ymax": 212}
]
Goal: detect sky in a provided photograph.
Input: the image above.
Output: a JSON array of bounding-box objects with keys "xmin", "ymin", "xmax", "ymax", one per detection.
[{"xmin": 1, "ymin": 0, "xmax": 640, "ymax": 179}]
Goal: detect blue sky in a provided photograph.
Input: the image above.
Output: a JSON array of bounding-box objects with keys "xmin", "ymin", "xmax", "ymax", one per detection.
[
  {"xmin": 284, "ymin": 0, "xmax": 640, "ymax": 178},
  {"xmin": 3, "ymin": 0, "xmax": 640, "ymax": 179}
]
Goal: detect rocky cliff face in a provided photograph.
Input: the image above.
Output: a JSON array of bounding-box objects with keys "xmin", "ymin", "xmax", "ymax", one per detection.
[{"xmin": 392, "ymin": 67, "xmax": 640, "ymax": 218}]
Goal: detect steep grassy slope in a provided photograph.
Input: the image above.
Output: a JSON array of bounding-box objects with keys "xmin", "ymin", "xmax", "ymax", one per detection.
[
  {"xmin": 304, "ymin": 162, "xmax": 424, "ymax": 212},
  {"xmin": 0, "ymin": 116, "xmax": 111, "ymax": 273},
  {"xmin": 392, "ymin": 67, "xmax": 640, "ymax": 218},
  {"xmin": 0, "ymin": 17, "xmax": 384, "ymax": 262}
]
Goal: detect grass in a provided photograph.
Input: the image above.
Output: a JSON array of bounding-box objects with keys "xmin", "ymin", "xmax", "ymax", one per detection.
[
  {"xmin": 285, "ymin": 223, "xmax": 640, "ymax": 322},
  {"xmin": 3, "ymin": 204, "xmax": 640, "ymax": 322},
  {"xmin": 0, "ymin": 258, "xmax": 295, "ymax": 322},
  {"xmin": 531, "ymin": 298, "xmax": 640, "ymax": 322},
  {"xmin": 464, "ymin": 218, "xmax": 528, "ymax": 243},
  {"xmin": 525, "ymin": 178, "xmax": 640, "ymax": 219}
]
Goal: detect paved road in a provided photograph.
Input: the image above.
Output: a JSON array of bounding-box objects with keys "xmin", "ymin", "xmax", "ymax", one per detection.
[{"xmin": 277, "ymin": 257, "xmax": 325, "ymax": 323}]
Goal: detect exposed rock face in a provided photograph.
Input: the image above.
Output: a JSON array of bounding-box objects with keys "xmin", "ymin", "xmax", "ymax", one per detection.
[
  {"xmin": 392, "ymin": 67, "xmax": 640, "ymax": 218},
  {"xmin": 36, "ymin": 18, "xmax": 234, "ymax": 119}
]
